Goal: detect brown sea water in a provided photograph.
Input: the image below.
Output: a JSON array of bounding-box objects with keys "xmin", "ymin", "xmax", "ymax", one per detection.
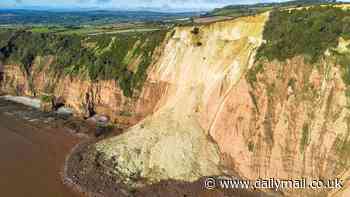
[{"xmin": 0, "ymin": 99, "xmax": 83, "ymax": 197}]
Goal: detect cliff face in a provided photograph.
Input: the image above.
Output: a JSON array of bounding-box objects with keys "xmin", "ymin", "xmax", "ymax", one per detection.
[
  {"xmin": 0, "ymin": 32, "xmax": 168, "ymax": 126},
  {"xmin": 213, "ymin": 56, "xmax": 350, "ymax": 196},
  {"xmin": 1, "ymin": 9, "xmax": 350, "ymax": 197},
  {"xmin": 0, "ymin": 61, "xmax": 166, "ymax": 126}
]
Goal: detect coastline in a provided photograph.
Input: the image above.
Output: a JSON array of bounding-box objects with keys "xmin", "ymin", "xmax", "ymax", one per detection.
[
  {"xmin": 0, "ymin": 96, "xmax": 273, "ymax": 197},
  {"xmin": 63, "ymin": 127, "xmax": 133, "ymax": 197},
  {"xmin": 62, "ymin": 139, "xmax": 105, "ymax": 197}
]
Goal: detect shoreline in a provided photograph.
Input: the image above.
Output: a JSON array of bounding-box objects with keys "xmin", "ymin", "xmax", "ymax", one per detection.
[
  {"xmin": 63, "ymin": 127, "xmax": 134, "ymax": 197},
  {"xmin": 62, "ymin": 139, "xmax": 105, "ymax": 197},
  {"xmin": 0, "ymin": 95, "xmax": 124, "ymax": 197},
  {"xmin": 0, "ymin": 96, "xmax": 273, "ymax": 197}
]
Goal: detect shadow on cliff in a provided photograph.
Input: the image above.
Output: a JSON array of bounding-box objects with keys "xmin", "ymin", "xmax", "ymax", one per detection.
[{"xmin": 0, "ymin": 61, "xmax": 3, "ymax": 89}]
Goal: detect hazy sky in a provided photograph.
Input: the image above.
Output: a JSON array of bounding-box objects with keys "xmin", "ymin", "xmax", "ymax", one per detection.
[{"xmin": 0, "ymin": 0, "xmax": 345, "ymax": 11}]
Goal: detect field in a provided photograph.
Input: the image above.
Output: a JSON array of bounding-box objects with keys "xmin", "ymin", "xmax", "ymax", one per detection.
[
  {"xmin": 0, "ymin": 9, "xmax": 197, "ymax": 26},
  {"xmin": 25, "ymin": 23, "xmax": 163, "ymax": 36},
  {"xmin": 0, "ymin": 8, "xmax": 194, "ymax": 36},
  {"xmin": 206, "ymin": 0, "xmax": 342, "ymax": 18}
]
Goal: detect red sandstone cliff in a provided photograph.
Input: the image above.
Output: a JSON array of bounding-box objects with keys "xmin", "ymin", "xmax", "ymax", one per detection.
[{"xmin": 1, "ymin": 12, "xmax": 349, "ymax": 197}]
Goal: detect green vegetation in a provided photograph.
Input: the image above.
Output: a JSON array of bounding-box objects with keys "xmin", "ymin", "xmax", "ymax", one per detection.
[
  {"xmin": 247, "ymin": 6, "xmax": 350, "ymax": 90},
  {"xmin": 26, "ymin": 24, "xmax": 163, "ymax": 36},
  {"xmin": 96, "ymin": 123, "xmax": 115, "ymax": 137},
  {"xmin": 40, "ymin": 95, "xmax": 53, "ymax": 103},
  {"xmin": 334, "ymin": 133, "xmax": 350, "ymax": 168},
  {"xmin": 0, "ymin": 9, "xmax": 195, "ymax": 26},
  {"xmin": 209, "ymin": 0, "xmax": 338, "ymax": 18},
  {"xmin": 120, "ymin": 111, "xmax": 133, "ymax": 117},
  {"xmin": 0, "ymin": 29, "xmax": 167, "ymax": 97},
  {"xmin": 300, "ymin": 123, "xmax": 310, "ymax": 153},
  {"xmin": 335, "ymin": 52, "xmax": 350, "ymax": 85},
  {"xmin": 248, "ymin": 141, "xmax": 255, "ymax": 152},
  {"xmin": 257, "ymin": 6, "xmax": 350, "ymax": 63},
  {"xmin": 210, "ymin": 5, "xmax": 272, "ymax": 18},
  {"xmin": 30, "ymin": 26, "xmax": 52, "ymax": 33},
  {"xmin": 246, "ymin": 62, "xmax": 264, "ymax": 87}
]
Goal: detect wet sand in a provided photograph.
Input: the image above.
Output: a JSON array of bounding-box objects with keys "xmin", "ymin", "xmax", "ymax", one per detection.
[{"xmin": 0, "ymin": 101, "xmax": 83, "ymax": 197}]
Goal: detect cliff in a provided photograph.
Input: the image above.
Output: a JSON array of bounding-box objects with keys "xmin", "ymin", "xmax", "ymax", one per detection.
[
  {"xmin": 1, "ymin": 5, "xmax": 350, "ymax": 197},
  {"xmin": 0, "ymin": 30, "xmax": 167, "ymax": 127},
  {"xmin": 88, "ymin": 8, "xmax": 350, "ymax": 197}
]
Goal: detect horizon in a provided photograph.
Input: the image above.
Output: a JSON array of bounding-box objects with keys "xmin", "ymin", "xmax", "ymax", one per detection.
[{"xmin": 0, "ymin": 0, "xmax": 343, "ymax": 12}]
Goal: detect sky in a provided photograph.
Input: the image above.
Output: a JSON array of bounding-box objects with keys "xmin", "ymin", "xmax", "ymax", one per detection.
[{"xmin": 0, "ymin": 0, "xmax": 345, "ymax": 11}]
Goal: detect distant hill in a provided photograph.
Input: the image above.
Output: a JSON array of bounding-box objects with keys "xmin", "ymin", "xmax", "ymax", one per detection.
[
  {"xmin": 0, "ymin": 9, "xmax": 197, "ymax": 25},
  {"xmin": 207, "ymin": 0, "xmax": 339, "ymax": 17}
]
